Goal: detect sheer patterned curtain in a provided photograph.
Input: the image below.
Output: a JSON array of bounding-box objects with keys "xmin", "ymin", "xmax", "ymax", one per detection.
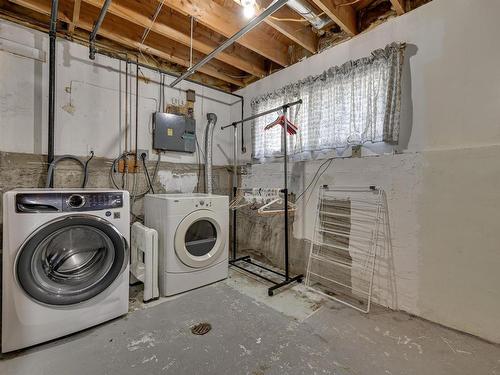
[{"xmin": 251, "ymin": 43, "xmax": 406, "ymax": 162}]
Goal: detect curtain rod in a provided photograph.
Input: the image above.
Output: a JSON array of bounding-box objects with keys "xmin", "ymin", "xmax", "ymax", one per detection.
[{"xmin": 221, "ymin": 99, "xmax": 302, "ymax": 130}]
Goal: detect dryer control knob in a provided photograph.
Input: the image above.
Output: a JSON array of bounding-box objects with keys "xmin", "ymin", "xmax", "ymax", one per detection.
[{"xmin": 199, "ymin": 200, "xmax": 205, "ymax": 206}]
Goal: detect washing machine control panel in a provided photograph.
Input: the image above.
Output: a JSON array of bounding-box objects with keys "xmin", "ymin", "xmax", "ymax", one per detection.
[
  {"xmin": 63, "ymin": 192, "xmax": 123, "ymax": 211},
  {"xmin": 16, "ymin": 192, "xmax": 123, "ymax": 213}
]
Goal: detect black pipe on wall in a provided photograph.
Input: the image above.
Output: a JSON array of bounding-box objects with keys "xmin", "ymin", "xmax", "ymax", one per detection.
[
  {"xmin": 47, "ymin": 0, "xmax": 58, "ymax": 182},
  {"xmin": 135, "ymin": 59, "xmax": 139, "ymax": 160}
]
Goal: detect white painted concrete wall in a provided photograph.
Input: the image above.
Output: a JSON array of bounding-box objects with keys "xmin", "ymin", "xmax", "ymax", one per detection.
[
  {"xmin": 0, "ymin": 19, "xmax": 238, "ymax": 165},
  {"xmin": 235, "ymin": 0, "xmax": 500, "ymax": 343}
]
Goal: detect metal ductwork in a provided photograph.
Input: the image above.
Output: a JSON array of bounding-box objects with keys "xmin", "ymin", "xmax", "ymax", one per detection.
[
  {"xmin": 287, "ymin": 0, "xmax": 332, "ymax": 30},
  {"xmin": 204, "ymin": 113, "xmax": 218, "ymax": 194}
]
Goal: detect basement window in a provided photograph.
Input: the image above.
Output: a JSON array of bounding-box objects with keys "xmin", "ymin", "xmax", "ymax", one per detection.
[{"xmin": 251, "ymin": 43, "xmax": 405, "ymax": 162}]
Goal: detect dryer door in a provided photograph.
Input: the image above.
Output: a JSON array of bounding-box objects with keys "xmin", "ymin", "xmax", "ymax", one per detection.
[
  {"xmin": 174, "ymin": 210, "xmax": 226, "ymax": 268},
  {"xmin": 16, "ymin": 215, "xmax": 128, "ymax": 306}
]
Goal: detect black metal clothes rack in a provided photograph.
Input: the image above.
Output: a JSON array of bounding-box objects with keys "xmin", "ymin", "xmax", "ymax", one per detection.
[{"xmin": 221, "ymin": 99, "xmax": 304, "ymax": 296}]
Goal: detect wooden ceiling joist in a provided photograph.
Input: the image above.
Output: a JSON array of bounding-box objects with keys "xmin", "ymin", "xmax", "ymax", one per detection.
[
  {"xmin": 310, "ymin": 0, "xmax": 357, "ymax": 36},
  {"xmin": 7, "ymin": 0, "xmax": 246, "ymax": 87},
  {"xmin": 160, "ymin": 0, "xmax": 290, "ymax": 67},
  {"xmin": 68, "ymin": 0, "xmax": 80, "ymax": 35},
  {"xmin": 94, "ymin": 29, "xmax": 246, "ymax": 87},
  {"xmin": 389, "ymin": 0, "xmax": 405, "ymax": 15},
  {"xmin": 235, "ymin": 0, "xmax": 318, "ymax": 54},
  {"xmin": 82, "ymin": 0, "xmax": 267, "ymax": 78}
]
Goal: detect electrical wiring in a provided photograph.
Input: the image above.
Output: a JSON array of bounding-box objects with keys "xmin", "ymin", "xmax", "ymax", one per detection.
[
  {"xmin": 139, "ymin": 0, "xmax": 165, "ymax": 49},
  {"xmin": 135, "ymin": 152, "xmax": 161, "ymax": 199},
  {"xmin": 46, "ymin": 155, "xmax": 88, "ymax": 188},
  {"xmin": 304, "ymin": 158, "xmax": 334, "ymax": 206},
  {"xmin": 110, "ymin": 152, "xmax": 133, "ymax": 189},
  {"xmin": 130, "ymin": 152, "xmax": 161, "ymax": 223},
  {"xmin": 141, "ymin": 153, "xmax": 155, "ymax": 194},
  {"xmin": 110, "ymin": 152, "xmax": 161, "ymax": 226},
  {"xmin": 82, "ymin": 151, "xmax": 94, "ymax": 187},
  {"xmin": 295, "ymin": 157, "xmax": 334, "ymax": 202}
]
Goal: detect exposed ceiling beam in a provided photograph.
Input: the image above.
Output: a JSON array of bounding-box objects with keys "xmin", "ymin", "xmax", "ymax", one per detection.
[
  {"xmin": 169, "ymin": 0, "xmax": 289, "ymax": 88},
  {"xmin": 160, "ymin": 0, "xmax": 290, "ymax": 67},
  {"xmin": 85, "ymin": 25, "xmax": 246, "ymax": 87},
  {"xmin": 389, "ymin": 0, "xmax": 405, "ymax": 15},
  {"xmin": 7, "ymin": 0, "xmax": 246, "ymax": 87},
  {"xmin": 353, "ymin": 0, "xmax": 377, "ymax": 10},
  {"xmin": 68, "ymin": 0, "xmax": 80, "ymax": 35},
  {"xmin": 310, "ymin": 0, "xmax": 357, "ymax": 36},
  {"xmin": 245, "ymin": 0, "xmax": 318, "ymax": 53},
  {"xmin": 81, "ymin": 0, "xmax": 266, "ymax": 78}
]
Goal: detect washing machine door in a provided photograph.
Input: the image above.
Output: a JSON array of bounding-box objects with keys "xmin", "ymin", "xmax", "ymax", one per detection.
[
  {"xmin": 174, "ymin": 209, "xmax": 226, "ymax": 268},
  {"xmin": 16, "ymin": 215, "xmax": 128, "ymax": 306}
]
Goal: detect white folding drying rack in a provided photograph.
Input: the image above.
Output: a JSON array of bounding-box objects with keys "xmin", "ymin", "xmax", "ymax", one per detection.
[
  {"xmin": 130, "ymin": 222, "xmax": 159, "ymax": 302},
  {"xmin": 305, "ymin": 185, "xmax": 388, "ymax": 313}
]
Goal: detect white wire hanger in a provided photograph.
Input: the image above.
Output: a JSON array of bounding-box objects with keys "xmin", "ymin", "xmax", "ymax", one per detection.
[
  {"xmin": 257, "ymin": 196, "xmax": 297, "ymax": 215},
  {"xmin": 230, "ymin": 188, "xmax": 297, "ymax": 215}
]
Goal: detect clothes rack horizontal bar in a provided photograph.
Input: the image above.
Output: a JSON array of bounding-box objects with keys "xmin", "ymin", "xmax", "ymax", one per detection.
[
  {"xmin": 230, "ymin": 263, "xmax": 279, "ymax": 285},
  {"xmin": 230, "ymin": 256, "xmax": 303, "ymax": 295},
  {"xmin": 241, "ymin": 258, "xmax": 287, "ymax": 278},
  {"xmin": 221, "ymin": 99, "xmax": 303, "ymax": 130},
  {"xmin": 230, "ymin": 256, "xmax": 287, "ymax": 279}
]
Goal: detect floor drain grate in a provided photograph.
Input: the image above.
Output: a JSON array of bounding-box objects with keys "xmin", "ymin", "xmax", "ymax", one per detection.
[{"xmin": 191, "ymin": 322, "xmax": 212, "ymax": 336}]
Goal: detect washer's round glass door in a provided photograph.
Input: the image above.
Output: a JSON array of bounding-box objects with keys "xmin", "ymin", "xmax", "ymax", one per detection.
[
  {"xmin": 16, "ymin": 215, "xmax": 128, "ymax": 306},
  {"xmin": 174, "ymin": 210, "xmax": 226, "ymax": 268}
]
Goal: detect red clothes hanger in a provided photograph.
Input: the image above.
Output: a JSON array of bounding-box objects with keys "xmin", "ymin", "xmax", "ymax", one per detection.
[{"xmin": 264, "ymin": 115, "xmax": 298, "ymax": 135}]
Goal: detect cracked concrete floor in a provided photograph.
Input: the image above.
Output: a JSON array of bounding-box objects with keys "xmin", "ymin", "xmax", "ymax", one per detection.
[{"xmin": 1, "ymin": 270, "xmax": 499, "ymax": 375}]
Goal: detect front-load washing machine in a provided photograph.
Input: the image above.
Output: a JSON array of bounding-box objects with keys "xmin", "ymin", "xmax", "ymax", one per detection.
[
  {"xmin": 2, "ymin": 189, "xmax": 130, "ymax": 353},
  {"xmin": 144, "ymin": 193, "xmax": 228, "ymax": 296}
]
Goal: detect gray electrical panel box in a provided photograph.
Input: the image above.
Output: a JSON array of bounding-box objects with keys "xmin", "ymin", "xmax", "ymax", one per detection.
[{"xmin": 152, "ymin": 112, "xmax": 196, "ymax": 153}]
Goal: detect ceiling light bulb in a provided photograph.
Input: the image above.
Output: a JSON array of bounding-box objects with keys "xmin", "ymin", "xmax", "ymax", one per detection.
[
  {"xmin": 241, "ymin": 0, "xmax": 256, "ymax": 19},
  {"xmin": 241, "ymin": 0, "xmax": 255, "ymax": 7},
  {"xmin": 243, "ymin": 5, "xmax": 255, "ymax": 19}
]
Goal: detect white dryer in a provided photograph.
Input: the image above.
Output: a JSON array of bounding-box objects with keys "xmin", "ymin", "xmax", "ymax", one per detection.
[
  {"xmin": 144, "ymin": 193, "xmax": 228, "ymax": 296},
  {"xmin": 2, "ymin": 189, "xmax": 130, "ymax": 353}
]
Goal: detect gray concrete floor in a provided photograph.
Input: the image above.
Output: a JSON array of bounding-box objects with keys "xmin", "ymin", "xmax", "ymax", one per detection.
[{"xmin": 1, "ymin": 270, "xmax": 499, "ymax": 375}]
